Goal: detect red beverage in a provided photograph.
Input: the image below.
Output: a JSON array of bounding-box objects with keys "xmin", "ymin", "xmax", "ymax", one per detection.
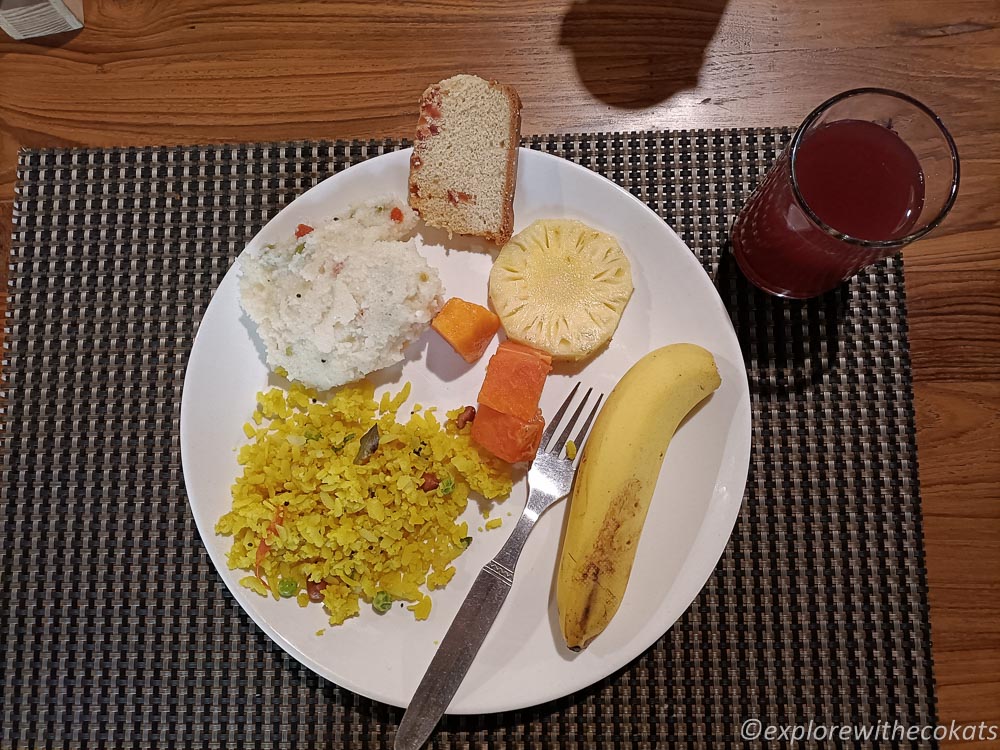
[
  {"xmin": 732, "ymin": 119, "xmax": 926, "ymax": 298},
  {"xmin": 797, "ymin": 120, "xmax": 925, "ymax": 240}
]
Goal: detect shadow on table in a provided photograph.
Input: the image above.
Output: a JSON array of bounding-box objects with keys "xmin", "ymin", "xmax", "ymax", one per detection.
[
  {"xmin": 363, "ymin": 653, "xmax": 643, "ymax": 739},
  {"xmin": 714, "ymin": 246, "xmax": 852, "ymax": 397},
  {"xmin": 14, "ymin": 28, "xmax": 83, "ymax": 48},
  {"xmin": 274, "ymin": 638, "xmax": 644, "ymax": 738},
  {"xmin": 433, "ymin": 657, "xmax": 637, "ymax": 734},
  {"xmin": 559, "ymin": 0, "xmax": 729, "ymax": 109}
]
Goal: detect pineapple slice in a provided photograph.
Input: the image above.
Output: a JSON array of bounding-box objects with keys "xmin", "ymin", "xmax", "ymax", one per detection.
[{"xmin": 488, "ymin": 219, "xmax": 633, "ymax": 361}]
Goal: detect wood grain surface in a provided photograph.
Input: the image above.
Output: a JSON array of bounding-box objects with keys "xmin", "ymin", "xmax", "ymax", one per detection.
[{"xmin": 1, "ymin": 0, "xmax": 998, "ymax": 742}]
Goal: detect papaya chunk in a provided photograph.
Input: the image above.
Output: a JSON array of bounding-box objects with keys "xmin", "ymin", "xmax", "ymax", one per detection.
[
  {"xmin": 477, "ymin": 341, "xmax": 552, "ymax": 422},
  {"xmin": 431, "ymin": 298, "xmax": 501, "ymax": 363},
  {"xmin": 471, "ymin": 406, "xmax": 545, "ymax": 464},
  {"xmin": 496, "ymin": 340, "xmax": 553, "ymax": 366}
]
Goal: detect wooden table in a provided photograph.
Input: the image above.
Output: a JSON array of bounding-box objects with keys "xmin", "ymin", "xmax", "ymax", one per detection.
[{"xmin": 1, "ymin": 0, "xmax": 997, "ymax": 743}]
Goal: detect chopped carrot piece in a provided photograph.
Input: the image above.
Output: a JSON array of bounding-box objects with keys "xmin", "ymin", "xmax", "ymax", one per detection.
[
  {"xmin": 471, "ymin": 406, "xmax": 545, "ymax": 464},
  {"xmin": 254, "ymin": 539, "xmax": 270, "ymax": 580},
  {"xmin": 477, "ymin": 341, "xmax": 552, "ymax": 422},
  {"xmin": 390, "ymin": 206, "xmax": 404, "ymax": 223},
  {"xmin": 295, "ymin": 223, "xmax": 314, "ymax": 238},
  {"xmin": 431, "ymin": 298, "xmax": 501, "ymax": 363},
  {"xmin": 254, "ymin": 507, "xmax": 285, "ymax": 580}
]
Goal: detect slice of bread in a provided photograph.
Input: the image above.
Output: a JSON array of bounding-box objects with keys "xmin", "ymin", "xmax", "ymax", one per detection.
[{"xmin": 408, "ymin": 74, "xmax": 522, "ymax": 245}]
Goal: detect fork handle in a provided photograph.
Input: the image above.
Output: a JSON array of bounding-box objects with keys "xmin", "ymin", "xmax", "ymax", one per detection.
[
  {"xmin": 394, "ymin": 509, "xmax": 538, "ymax": 750},
  {"xmin": 394, "ymin": 561, "xmax": 514, "ymax": 750}
]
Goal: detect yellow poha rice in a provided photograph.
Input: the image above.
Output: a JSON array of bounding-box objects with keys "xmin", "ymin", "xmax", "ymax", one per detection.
[{"xmin": 216, "ymin": 380, "xmax": 512, "ymax": 626}]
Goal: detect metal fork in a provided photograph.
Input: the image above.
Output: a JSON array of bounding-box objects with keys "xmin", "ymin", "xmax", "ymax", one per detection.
[{"xmin": 394, "ymin": 383, "xmax": 604, "ymax": 750}]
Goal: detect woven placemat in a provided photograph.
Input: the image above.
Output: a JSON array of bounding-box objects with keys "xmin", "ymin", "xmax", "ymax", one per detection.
[{"xmin": 2, "ymin": 130, "xmax": 936, "ymax": 748}]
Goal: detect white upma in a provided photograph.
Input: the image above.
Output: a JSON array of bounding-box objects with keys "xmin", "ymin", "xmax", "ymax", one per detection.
[{"xmin": 238, "ymin": 198, "xmax": 443, "ymax": 390}]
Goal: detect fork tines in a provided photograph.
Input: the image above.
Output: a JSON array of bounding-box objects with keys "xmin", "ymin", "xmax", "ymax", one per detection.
[{"xmin": 538, "ymin": 383, "xmax": 605, "ymax": 459}]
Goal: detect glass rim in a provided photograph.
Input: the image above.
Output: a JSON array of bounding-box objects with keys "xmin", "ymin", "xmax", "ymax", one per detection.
[{"xmin": 788, "ymin": 87, "xmax": 961, "ymax": 249}]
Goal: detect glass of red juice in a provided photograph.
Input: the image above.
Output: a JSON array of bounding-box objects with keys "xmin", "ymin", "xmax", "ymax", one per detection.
[{"xmin": 731, "ymin": 88, "xmax": 960, "ymax": 299}]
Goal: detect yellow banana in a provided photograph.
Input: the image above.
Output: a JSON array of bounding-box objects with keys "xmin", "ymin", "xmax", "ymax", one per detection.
[{"xmin": 556, "ymin": 343, "xmax": 721, "ymax": 650}]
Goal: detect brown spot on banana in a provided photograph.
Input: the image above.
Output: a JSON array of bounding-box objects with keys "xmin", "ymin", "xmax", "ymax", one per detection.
[{"xmin": 566, "ymin": 478, "xmax": 643, "ymax": 645}]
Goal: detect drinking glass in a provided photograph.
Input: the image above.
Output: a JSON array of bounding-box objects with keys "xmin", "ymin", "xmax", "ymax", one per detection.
[{"xmin": 730, "ymin": 88, "xmax": 960, "ymax": 299}]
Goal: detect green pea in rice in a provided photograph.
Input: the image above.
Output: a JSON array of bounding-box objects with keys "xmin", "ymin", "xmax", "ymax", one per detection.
[{"xmin": 216, "ymin": 381, "xmax": 512, "ymax": 626}]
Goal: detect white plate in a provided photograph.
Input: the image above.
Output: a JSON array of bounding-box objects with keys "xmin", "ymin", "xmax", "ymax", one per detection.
[{"xmin": 181, "ymin": 147, "xmax": 751, "ymax": 714}]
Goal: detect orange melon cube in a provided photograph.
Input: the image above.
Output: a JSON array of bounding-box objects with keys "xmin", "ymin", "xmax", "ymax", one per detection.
[
  {"xmin": 431, "ymin": 298, "xmax": 501, "ymax": 363},
  {"xmin": 477, "ymin": 341, "xmax": 553, "ymax": 422},
  {"xmin": 471, "ymin": 405, "xmax": 546, "ymax": 464}
]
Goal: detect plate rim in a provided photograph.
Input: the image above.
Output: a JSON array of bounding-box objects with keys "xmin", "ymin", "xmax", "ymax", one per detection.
[{"xmin": 180, "ymin": 145, "xmax": 751, "ymax": 713}]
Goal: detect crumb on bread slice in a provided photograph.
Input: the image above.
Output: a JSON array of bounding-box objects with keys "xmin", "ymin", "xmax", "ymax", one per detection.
[{"xmin": 408, "ymin": 74, "xmax": 522, "ymax": 245}]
